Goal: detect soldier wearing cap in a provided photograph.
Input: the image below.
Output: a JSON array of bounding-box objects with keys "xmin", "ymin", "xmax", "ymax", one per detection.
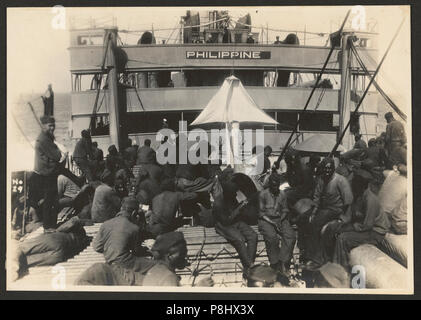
[
  {"xmin": 142, "ymin": 231, "xmax": 214, "ymax": 287},
  {"xmin": 33, "ymin": 116, "xmax": 65, "ymax": 233},
  {"xmin": 246, "ymin": 32, "xmax": 255, "ymax": 44},
  {"xmin": 332, "ymin": 167, "xmax": 390, "ymax": 269},
  {"xmin": 258, "ymin": 173, "xmax": 296, "ymax": 277},
  {"xmin": 302, "ymin": 157, "xmax": 353, "ymax": 271},
  {"xmin": 73, "ymin": 129, "xmax": 95, "ymax": 182},
  {"xmin": 384, "ymin": 112, "xmax": 406, "ymax": 168},
  {"xmin": 93, "ymin": 197, "xmax": 151, "ymax": 271},
  {"xmin": 353, "ymin": 133, "xmax": 367, "ymax": 150},
  {"xmin": 206, "ymin": 34, "xmax": 214, "ymax": 43}
]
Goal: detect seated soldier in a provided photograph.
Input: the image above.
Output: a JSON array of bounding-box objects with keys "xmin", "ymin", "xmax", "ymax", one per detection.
[
  {"xmin": 57, "ymin": 174, "xmax": 81, "ymax": 210},
  {"xmin": 284, "ymin": 150, "xmax": 315, "ymax": 207},
  {"xmin": 135, "ymin": 167, "xmax": 162, "ymax": 205},
  {"xmin": 77, "ymin": 231, "xmax": 213, "ymax": 287},
  {"xmin": 91, "ymin": 141, "xmax": 104, "ymax": 161},
  {"xmin": 258, "ymin": 173, "xmax": 296, "ymax": 277},
  {"xmin": 353, "ymin": 134, "xmax": 368, "ymax": 150},
  {"xmin": 302, "ymin": 157, "xmax": 353, "ymax": 271},
  {"xmin": 366, "ymin": 138, "xmax": 383, "ymax": 167},
  {"xmin": 19, "ymin": 217, "xmax": 88, "ymax": 267},
  {"xmin": 93, "ymin": 197, "xmax": 152, "ymax": 273},
  {"xmin": 74, "ymin": 181, "xmax": 102, "ymax": 220},
  {"xmin": 247, "ymin": 263, "xmax": 287, "ymax": 287},
  {"xmin": 91, "ymin": 171, "xmax": 123, "ymax": 223},
  {"xmin": 332, "ymin": 168, "xmax": 390, "ymax": 269},
  {"xmin": 212, "ymin": 177, "xmax": 258, "ymax": 278},
  {"xmin": 106, "ymin": 145, "xmax": 133, "ymax": 178},
  {"xmin": 144, "ymin": 231, "xmax": 213, "ymax": 287},
  {"xmin": 123, "ymin": 138, "xmax": 139, "ymax": 169},
  {"xmin": 380, "ymin": 164, "xmax": 407, "ymax": 235},
  {"xmin": 136, "ymin": 139, "xmax": 156, "ymax": 165},
  {"xmin": 73, "ymin": 130, "xmax": 95, "ymax": 182},
  {"xmin": 11, "ymin": 195, "xmax": 43, "ymax": 238},
  {"xmin": 147, "ymin": 181, "xmax": 197, "ymax": 238}
]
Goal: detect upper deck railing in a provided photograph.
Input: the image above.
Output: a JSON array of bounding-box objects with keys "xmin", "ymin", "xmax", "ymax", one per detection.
[{"xmin": 68, "ymin": 28, "xmax": 378, "ymax": 74}]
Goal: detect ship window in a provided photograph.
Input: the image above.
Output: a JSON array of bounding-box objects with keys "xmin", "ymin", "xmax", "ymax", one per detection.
[
  {"xmin": 182, "ymin": 111, "xmax": 201, "ymax": 127},
  {"xmin": 125, "ymin": 112, "xmax": 182, "ymax": 134},
  {"xmin": 90, "ymin": 115, "xmax": 110, "ymax": 136},
  {"xmin": 299, "ymin": 112, "xmax": 337, "ymax": 132},
  {"xmin": 77, "ymin": 35, "xmax": 103, "ymax": 45},
  {"xmin": 234, "ymin": 33, "xmax": 243, "ymax": 43},
  {"xmin": 277, "ymin": 112, "xmax": 298, "ymax": 131}
]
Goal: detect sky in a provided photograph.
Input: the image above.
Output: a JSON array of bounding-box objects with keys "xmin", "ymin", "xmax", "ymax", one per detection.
[{"xmin": 7, "ymin": 6, "xmax": 411, "ymax": 109}]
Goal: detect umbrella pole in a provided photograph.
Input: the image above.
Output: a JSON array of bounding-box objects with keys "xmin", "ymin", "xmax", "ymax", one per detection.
[
  {"xmin": 231, "ymin": 121, "xmax": 241, "ymax": 172},
  {"xmin": 225, "ymin": 122, "xmax": 234, "ymax": 167}
]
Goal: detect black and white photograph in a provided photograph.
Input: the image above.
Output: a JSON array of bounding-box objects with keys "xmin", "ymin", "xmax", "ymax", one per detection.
[{"xmin": 5, "ymin": 5, "xmax": 413, "ymax": 294}]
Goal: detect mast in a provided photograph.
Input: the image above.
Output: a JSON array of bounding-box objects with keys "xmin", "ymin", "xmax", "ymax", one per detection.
[
  {"xmin": 104, "ymin": 28, "xmax": 121, "ymax": 151},
  {"xmin": 338, "ymin": 33, "xmax": 353, "ymax": 150}
]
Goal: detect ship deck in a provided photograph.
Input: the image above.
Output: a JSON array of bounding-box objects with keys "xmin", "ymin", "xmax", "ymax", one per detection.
[{"xmin": 8, "ymin": 223, "xmax": 301, "ymax": 290}]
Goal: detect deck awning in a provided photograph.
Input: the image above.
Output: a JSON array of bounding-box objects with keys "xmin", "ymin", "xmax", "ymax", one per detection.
[
  {"xmin": 293, "ymin": 134, "xmax": 346, "ymax": 155},
  {"xmin": 191, "ymin": 75, "xmax": 278, "ymax": 126}
]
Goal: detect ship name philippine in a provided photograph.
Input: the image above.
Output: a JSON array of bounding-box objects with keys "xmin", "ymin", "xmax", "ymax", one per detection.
[{"xmin": 186, "ymin": 50, "xmax": 271, "ymax": 59}]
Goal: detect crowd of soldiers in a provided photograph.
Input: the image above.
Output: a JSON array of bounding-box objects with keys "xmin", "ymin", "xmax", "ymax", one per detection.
[{"xmin": 11, "ymin": 110, "xmax": 407, "ymax": 288}]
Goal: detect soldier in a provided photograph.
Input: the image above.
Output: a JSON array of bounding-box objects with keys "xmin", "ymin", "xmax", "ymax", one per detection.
[
  {"xmin": 34, "ymin": 116, "xmax": 65, "ymax": 233},
  {"xmin": 258, "ymin": 173, "xmax": 296, "ymax": 276},
  {"xmin": 212, "ymin": 178, "xmax": 258, "ymax": 278},
  {"xmin": 384, "ymin": 112, "xmax": 406, "ymax": 168},
  {"xmin": 73, "ymin": 130, "xmax": 94, "ymax": 182},
  {"xmin": 246, "ymin": 32, "xmax": 255, "ymax": 44},
  {"xmin": 302, "ymin": 157, "xmax": 353, "ymax": 271},
  {"xmin": 41, "ymin": 84, "xmax": 54, "ymax": 116}
]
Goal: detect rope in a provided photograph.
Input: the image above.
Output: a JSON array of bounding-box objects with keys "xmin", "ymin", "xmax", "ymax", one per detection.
[
  {"xmin": 275, "ymin": 10, "xmax": 351, "ymax": 168},
  {"xmin": 350, "ymin": 42, "xmax": 407, "ymax": 122},
  {"xmin": 314, "ymin": 87, "xmax": 327, "ymax": 111},
  {"xmin": 191, "ymin": 227, "xmax": 207, "ymax": 286},
  {"xmin": 27, "ymin": 102, "xmax": 42, "ymax": 129},
  {"xmin": 234, "ymin": 20, "xmax": 327, "ymax": 37},
  {"xmin": 10, "ymin": 112, "xmax": 35, "ymax": 149},
  {"xmin": 132, "ymin": 86, "xmax": 146, "ymax": 111},
  {"xmin": 89, "ymin": 32, "xmax": 111, "ymax": 132},
  {"xmin": 330, "ymin": 17, "xmax": 406, "ymax": 156},
  {"xmin": 119, "ymin": 16, "xmax": 229, "ymax": 34}
]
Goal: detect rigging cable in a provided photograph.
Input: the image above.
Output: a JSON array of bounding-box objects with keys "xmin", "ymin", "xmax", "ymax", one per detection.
[
  {"xmin": 274, "ymin": 9, "xmax": 351, "ymax": 168},
  {"xmin": 89, "ymin": 32, "xmax": 111, "ymax": 132},
  {"xmin": 329, "ymin": 17, "xmax": 406, "ymax": 156},
  {"xmin": 10, "ymin": 111, "xmax": 35, "ymax": 149},
  {"xmin": 350, "ymin": 42, "xmax": 407, "ymax": 122}
]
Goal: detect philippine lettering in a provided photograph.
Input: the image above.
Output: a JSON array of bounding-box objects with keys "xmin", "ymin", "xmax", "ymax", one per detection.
[{"xmin": 186, "ymin": 51, "xmax": 271, "ymax": 59}]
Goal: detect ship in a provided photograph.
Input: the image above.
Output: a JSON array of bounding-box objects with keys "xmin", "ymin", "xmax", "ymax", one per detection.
[
  {"xmin": 67, "ymin": 10, "xmax": 380, "ymax": 155},
  {"xmin": 9, "ymin": 10, "xmax": 410, "ymax": 290}
]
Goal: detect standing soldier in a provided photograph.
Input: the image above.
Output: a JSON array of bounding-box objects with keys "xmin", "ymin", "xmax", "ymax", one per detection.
[
  {"xmin": 246, "ymin": 32, "xmax": 255, "ymax": 43},
  {"xmin": 73, "ymin": 130, "xmax": 94, "ymax": 182},
  {"xmin": 384, "ymin": 112, "xmax": 406, "ymax": 168},
  {"xmin": 41, "ymin": 84, "xmax": 54, "ymax": 116},
  {"xmin": 34, "ymin": 116, "xmax": 65, "ymax": 233}
]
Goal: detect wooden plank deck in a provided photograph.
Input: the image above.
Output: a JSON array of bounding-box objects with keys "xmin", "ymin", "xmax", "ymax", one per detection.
[{"xmin": 8, "ymin": 223, "xmax": 296, "ymax": 290}]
